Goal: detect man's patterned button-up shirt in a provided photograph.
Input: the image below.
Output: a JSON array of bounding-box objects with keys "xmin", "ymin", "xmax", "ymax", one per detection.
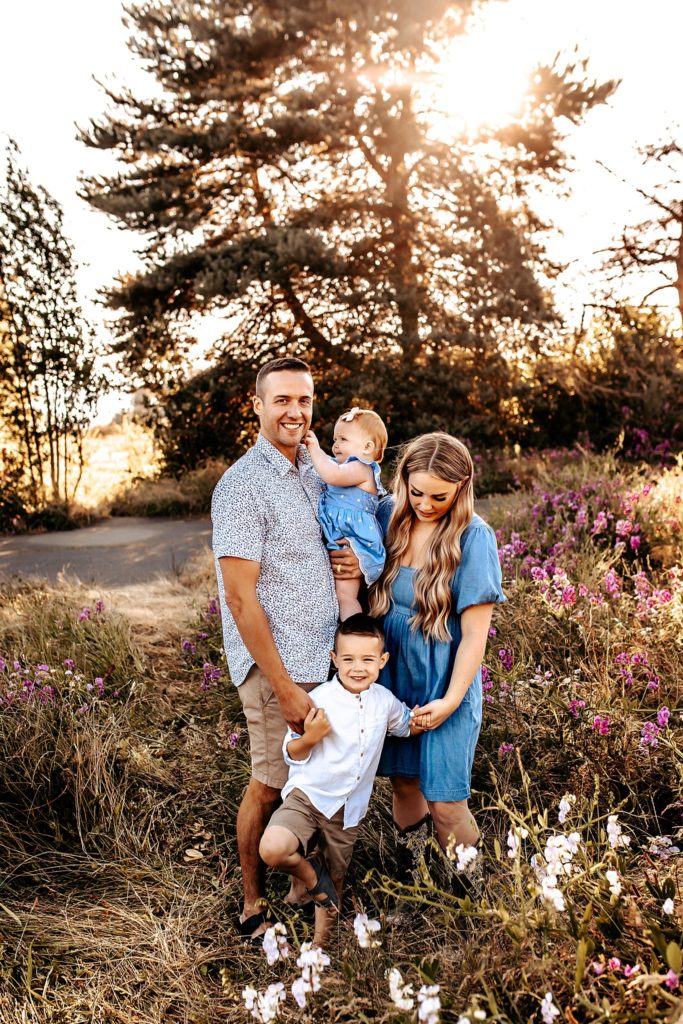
[{"xmin": 211, "ymin": 433, "xmax": 339, "ymax": 686}]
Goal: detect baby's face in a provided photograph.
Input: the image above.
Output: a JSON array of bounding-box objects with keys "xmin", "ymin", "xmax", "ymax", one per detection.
[
  {"xmin": 331, "ymin": 420, "xmax": 374, "ymax": 464},
  {"xmin": 331, "ymin": 634, "xmax": 389, "ymax": 694}
]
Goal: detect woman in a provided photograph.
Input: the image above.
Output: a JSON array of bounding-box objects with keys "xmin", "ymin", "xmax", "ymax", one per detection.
[{"xmin": 370, "ymin": 433, "xmax": 505, "ymax": 854}]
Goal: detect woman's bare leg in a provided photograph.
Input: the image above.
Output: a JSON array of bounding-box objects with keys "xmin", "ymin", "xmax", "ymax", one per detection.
[
  {"xmin": 391, "ymin": 776, "xmax": 429, "ymax": 829},
  {"xmin": 427, "ymin": 799, "xmax": 480, "ymax": 850}
]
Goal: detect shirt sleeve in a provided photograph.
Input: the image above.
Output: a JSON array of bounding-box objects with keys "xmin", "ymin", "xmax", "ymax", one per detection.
[
  {"xmin": 211, "ymin": 474, "xmax": 265, "ymax": 563},
  {"xmin": 453, "ymin": 522, "xmax": 506, "ymax": 615},
  {"xmin": 282, "ymin": 727, "xmax": 312, "ymax": 766},
  {"xmin": 387, "ymin": 694, "xmax": 412, "ymax": 737}
]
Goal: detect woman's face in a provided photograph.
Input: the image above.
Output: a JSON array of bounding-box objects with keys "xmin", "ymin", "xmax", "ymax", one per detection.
[{"xmin": 407, "ymin": 471, "xmax": 462, "ymax": 523}]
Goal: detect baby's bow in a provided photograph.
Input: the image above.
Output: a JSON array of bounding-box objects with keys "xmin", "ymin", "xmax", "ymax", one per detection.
[{"xmin": 340, "ymin": 406, "xmax": 362, "ymax": 421}]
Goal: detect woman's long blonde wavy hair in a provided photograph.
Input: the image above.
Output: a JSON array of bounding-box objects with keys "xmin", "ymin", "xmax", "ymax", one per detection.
[{"xmin": 369, "ymin": 433, "xmax": 474, "ymax": 642}]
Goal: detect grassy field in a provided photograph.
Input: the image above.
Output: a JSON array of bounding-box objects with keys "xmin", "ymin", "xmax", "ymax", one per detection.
[{"xmin": 0, "ymin": 452, "xmax": 681, "ymax": 1023}]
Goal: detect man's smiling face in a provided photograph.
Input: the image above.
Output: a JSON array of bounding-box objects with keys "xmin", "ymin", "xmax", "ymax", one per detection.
[{"xmin": 253, "ymin": 370, "xmax": 314, "ymax": 459}]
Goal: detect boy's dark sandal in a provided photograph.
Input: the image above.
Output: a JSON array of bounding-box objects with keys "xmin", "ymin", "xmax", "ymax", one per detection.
[
  {"xmin": 305, "ymin": 856, "xmax": 339, "ymax": 909},
  {"xmin": 236, "ymin": 910, "xmax": 272, "ymax": 943}
]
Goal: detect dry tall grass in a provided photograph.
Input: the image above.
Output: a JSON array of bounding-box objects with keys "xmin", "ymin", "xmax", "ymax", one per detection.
[{"xmin": 0, "ymin": 456, "xmax": 681, "ymax": 1022}]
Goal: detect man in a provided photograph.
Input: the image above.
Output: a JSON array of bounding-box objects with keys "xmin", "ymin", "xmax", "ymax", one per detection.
[{"xmin": 212, "ymin": 356, "xmax": 359, "ymax": 939}]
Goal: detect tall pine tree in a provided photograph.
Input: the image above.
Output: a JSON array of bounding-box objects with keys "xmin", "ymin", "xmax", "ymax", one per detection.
[{"xmin": 81, "ymin": 1, "xmax": 617, "ymax": 465}]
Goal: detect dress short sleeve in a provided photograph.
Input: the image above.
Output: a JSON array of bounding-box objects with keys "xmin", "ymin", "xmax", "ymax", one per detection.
[
  {"xmin": 346, "ymin": 456, "xmax": 386, "ymax": 496},
  {"xmin": 377, "ymin": 495, "xmax": 394, "ymax": 539},
  {"xmin": 453, "ymin": 520, "xmax": 506, "ymax": 614},
  {"xmin": 211, "ymin": 475, "xmax": 265, "ymax": 563}
]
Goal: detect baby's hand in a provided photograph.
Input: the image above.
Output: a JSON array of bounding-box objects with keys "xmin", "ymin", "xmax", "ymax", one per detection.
[
  {"xmin": 302, "ymin": 706, "xmax": 331, "ymax": 743},
  {"xmin": 303, "ymin": 430, "xmax": 320, "ymax": 449}
]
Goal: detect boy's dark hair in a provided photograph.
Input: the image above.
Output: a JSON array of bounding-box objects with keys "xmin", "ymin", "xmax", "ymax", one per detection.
[
  {"xmin": 334, "ymin": 613, "xmax": 385, "ymax": 650},
  {"xmin": 255, "ymin": 357, "xmax": 312, "ymax": 397}
]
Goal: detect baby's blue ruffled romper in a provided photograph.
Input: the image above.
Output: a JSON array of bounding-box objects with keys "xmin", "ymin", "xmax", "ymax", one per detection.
[{"xmin": 317, "ymin": 457, "xmax": 386, "ymax": 586}]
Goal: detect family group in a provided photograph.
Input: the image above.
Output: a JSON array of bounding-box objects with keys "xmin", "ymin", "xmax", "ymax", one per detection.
[{"xmin": 211, "ymin": 357, "xmax": 505, "ymax": 947}]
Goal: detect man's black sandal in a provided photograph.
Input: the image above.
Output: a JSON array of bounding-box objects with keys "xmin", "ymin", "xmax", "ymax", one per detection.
[
  {"xmin": 305, "ymin": 856, "xmax": 339, "ymax": 910},
  {"xmin": 236, "ymin": 911, "xmax": 271, "ymax": 943}
]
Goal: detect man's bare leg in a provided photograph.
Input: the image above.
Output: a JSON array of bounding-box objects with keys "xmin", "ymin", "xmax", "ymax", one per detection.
[{"xmin": 237, "ymin": 777, "xmax": 281, "ymax": 935}]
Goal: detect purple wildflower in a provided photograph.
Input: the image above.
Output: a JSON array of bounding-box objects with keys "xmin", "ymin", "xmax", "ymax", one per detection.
[
  {"xmin": 640, "ymin": 722, "xmax": 660, "ymax": 748},
  {"xmin": 568, "ymin": 699, "xmax": 586, "ymax": 719},
  {"xmin": 657, "ymin": 706, "xmax": 670, "ymax": 729},
  {"xmin": 207, "ymin": 598, "xmax": 219, "ymax": 616},
  {"xmin": 64, "ymin": 658, "xmax": 75, "ymax": 670},
  {"xmin": 664, "ymin": 970, "xmax": 679, "ymax": 990},
  {"xmin": 498, "ymin": 742, "xmax": 515, "ymax": 758},
  {"xmin": 182, "ymin": 639, "xmax": 196, "ymax": 654},
  {"xmin": 78, "ymin": 607, "xmax": 91, "ymax": 622},
  {"xmin": 228, "ymin": 731, "xmax": 240, "ymax": 748},
  {"xmin": 592, "ymin": 715, "xmax": 611, "ymax": 736},
  {"xmin": 95, "ymin": 599, "xmax": 105, "ymax": 613},
  {"xmin": 498, "ymin": 648, "xmax": 513, "ymax": 672}
]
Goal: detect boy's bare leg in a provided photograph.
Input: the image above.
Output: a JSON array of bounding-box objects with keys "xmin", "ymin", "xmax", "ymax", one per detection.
[{"xmin": 312, "ymin": 875, "xmax": 343, "ymax": 948}]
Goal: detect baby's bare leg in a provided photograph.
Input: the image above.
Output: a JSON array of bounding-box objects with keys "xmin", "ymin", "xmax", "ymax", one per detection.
[{"xmin": 335, "ymin": 577, "xmax": 362, "ymax": 620}]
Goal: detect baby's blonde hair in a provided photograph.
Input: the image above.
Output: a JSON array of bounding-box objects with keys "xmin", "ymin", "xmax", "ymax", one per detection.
[{"xmin": 337, "ymin": 408, "xmax": 388, "ymax": 462}]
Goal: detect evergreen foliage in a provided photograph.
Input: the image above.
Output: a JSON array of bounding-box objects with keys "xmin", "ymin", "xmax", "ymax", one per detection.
[
  {"xmin": 0, "ymin": 141, "xmax": 101, "ymax": 506},
  {"xmin": 80, "ymin": 1, "xmax": 618, "ymax": 463}
]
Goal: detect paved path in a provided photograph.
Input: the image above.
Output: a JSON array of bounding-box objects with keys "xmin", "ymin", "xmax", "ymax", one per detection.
[
  {"xmin": 0, "ymin": 496, "xmax": 513, "ymax": 588},
  {"xmin": 0, "ymin": 518, "xmax": 213, "ymax": 587}
]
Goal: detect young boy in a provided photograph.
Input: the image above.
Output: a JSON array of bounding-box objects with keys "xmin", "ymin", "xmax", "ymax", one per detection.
[{"xmin": 259, "ymin": 613, "xmax": 420, "ymax": 945}]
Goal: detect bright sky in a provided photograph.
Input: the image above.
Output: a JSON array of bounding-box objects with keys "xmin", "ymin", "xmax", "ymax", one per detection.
[{"xmin": 1, "ymin": 0, "xmax": 682, "ymax": 420}]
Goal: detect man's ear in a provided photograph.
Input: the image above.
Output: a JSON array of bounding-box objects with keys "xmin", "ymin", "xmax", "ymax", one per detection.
[
  {"xmin": 252, "ymin": 394, "xmax": 262, "ymax": 415},
  {"xmin": 379, "ymin": 651, "xmax": 390, "ymax": 669}
]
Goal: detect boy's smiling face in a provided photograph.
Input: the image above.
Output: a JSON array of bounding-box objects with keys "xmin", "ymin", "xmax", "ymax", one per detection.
[{"xmin": 331, "ymin": 633, "xmax": 389, "ymax": 694}]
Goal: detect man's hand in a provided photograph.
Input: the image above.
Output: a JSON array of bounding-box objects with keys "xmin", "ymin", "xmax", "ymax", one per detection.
[
  {"xmin": 278, "ymin": 685, "xmax": 315, "ymax": 733},
  {"xmin": 330, "ymin": 539, "xmax": 362, "ymax": 580},
  {"xmin": 302, "ymin": 707, "xmax": 332, "ymax": 744}
]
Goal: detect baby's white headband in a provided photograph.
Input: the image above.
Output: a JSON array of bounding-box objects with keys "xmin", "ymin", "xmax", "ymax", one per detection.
[{"xmin": 340, "ymin": 406, "xmax": 362, "ymax": 421}]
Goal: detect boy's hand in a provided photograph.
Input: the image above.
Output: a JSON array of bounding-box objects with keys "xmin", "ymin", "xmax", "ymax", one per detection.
[
  {"xmin": 409, "ymin": 704, "xmax": 424, "ymax": 735},
  {"xmin": 302, "ymin": 707, "xmax": 331, "ymax": 744}
]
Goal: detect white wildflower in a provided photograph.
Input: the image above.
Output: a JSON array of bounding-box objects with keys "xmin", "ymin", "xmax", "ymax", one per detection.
[
  {"xmin": 291, "ymin": 977, "xmax": 308, "ymax": 1010},
  {"xmin": 262, "ymin": 923, "xmax": 290, "ymax": 966},
  {"xmin": 540, "ymin": 874, "xmax": 566, "ymax": 912},
  {"xmin": 417, "ymin": 984, "xmax": 441, "ymax": 1024},
  {"xmin": 507, "ymin": 826, "xmax": 529, "ymax": 858},
  {"xmin": 606, "ymin": 814, "xmax": 631, "ymax": 849},
  {"xmin": 605, "ymin": 870, "xmax": 622, "ymax": 897},
  {"xmin": 558, "ymin": 794, "xmax": 576, "ymax": 824},
  {"xmin": 454, "ymin": 843, "xmax": 479, "ymax": 872},
  {"xmin": 663, "ymin": 898, "xmax": 675, "ymax": 915},
  {"xmin": 242, "ymin": 982, "xmax": 286, "ymax": 1023},
  {"xmin": 541, "ymin": 991, "xmax": 560, "ymax": 1024},
  {"xmin": 647, "ymin": 835, "xmax": 681, "ymax": 860},
  {"xmin": 353, "ymin": 912, "xmax": 381, "ymax": 948},
  {"xmin": 291, "ymin": 943, "xmax": 330, "ymax": 1009},
  {"xmin": 388, "ymin": 967, "xmax": 414, "ymax": 1010},
  {"xmin": 473, "ymin": 1012, "xmax": 487, "ymax": 1021}
]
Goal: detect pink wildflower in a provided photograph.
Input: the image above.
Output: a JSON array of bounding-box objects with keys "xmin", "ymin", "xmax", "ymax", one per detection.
[
  {"xmin": 664, "ymin": 970, "xmax": 679, "ymax": 990},
  {"xmin": 78, "ymin": 607, "xmax": 91, "ymax": 622},
  {"xmin": 608, "ymin": 957, "xmax": 621, "ymax": 972},
  {"xmin": 657, "ymin": 706, "xmax": 670, "ymax": 728},
  {"xmin": 592, "ymin": 715, "xmax": 611, "ymax": 736}
]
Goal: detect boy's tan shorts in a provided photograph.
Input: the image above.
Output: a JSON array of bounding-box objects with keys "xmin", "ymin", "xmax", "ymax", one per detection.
[
  {"xmin": 267, "ymin": 788, "xmax": 358, "ymax": 881},
  {"xmin": 237, "ymin": 665, "xmax": 318, "ymax": 790}
]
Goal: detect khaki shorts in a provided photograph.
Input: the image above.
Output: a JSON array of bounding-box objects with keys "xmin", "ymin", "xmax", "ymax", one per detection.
[
  {"xmin": 237, "ymin": 665, "xmax": 318, "ymax": 790},
  {"xmin": 267, "ymin": 788, "xmax": 358, "ymax": 881}
]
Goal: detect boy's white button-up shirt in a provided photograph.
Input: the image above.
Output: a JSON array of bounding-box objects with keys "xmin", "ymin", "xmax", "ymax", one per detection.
[{"xmin": 281, "ymin": 676, "xmax": 412, "ymax": 829}]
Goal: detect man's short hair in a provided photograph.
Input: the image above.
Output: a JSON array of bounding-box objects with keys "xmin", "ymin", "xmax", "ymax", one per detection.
[
  {"xmin": 334, "ymin": 613, "xmax": 385, "ymax": 650},
  {"xmin": 255, "ymin": 357, "xmax": 312, "ymax": 397}
]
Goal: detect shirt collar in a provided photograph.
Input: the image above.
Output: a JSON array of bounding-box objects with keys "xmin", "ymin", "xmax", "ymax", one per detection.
[
  {"xmin": 331, "ymin": 674, "xmax": 374, "ymax": 699},
  {"xmin": 255, "ymin": 432, "xmax": 311, "ymax": 477}
]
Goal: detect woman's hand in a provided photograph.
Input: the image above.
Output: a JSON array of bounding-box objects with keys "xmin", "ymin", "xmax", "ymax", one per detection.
[{"xmin": 412, "ymin": 697, "xmax": 458, "ymax": 731}]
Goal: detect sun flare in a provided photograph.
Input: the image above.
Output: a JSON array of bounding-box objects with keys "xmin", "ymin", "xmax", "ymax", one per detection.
[{"xmin": 428, "ymin": 4, "xmax": 547, "ymax": 136}]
